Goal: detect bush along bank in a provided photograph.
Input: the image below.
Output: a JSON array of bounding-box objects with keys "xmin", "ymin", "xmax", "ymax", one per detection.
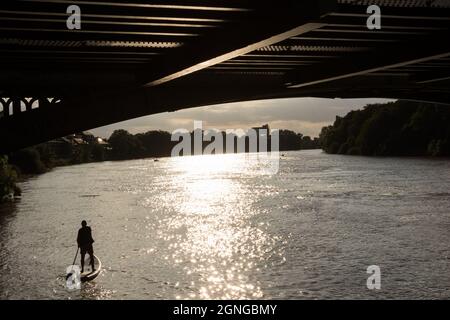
[{"xmin": 0, "ymin": 155, "xmax": 21, "ymax": 202}]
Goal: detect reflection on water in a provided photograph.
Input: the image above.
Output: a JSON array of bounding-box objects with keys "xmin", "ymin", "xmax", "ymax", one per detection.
[
  {"xmin": 152, "ymin": 154, "xmax": 284, "ymax": 299},
  {"xmin": 1, "ymin": 150, "xmax": 450, "ymax": 299}
]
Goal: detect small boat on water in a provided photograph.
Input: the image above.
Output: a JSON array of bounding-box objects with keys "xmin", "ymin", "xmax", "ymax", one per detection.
[{"xmin": 80, "ymin": 255, "xmax": 102, "ymax": 282}]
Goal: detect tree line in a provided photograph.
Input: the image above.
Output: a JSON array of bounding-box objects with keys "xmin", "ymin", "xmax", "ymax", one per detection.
[
  {"xmin": 0, "ymin": 127, "xmax": 319, "ymax": 201},
  {"xmin": 319, "ymin": 100, "xmax": 450, "ymax": 156},
  {"xmin": 107, "ymin": 128, "xmax": 320, "ymax": 160},
  {"xmin": 6, "ymin": 128, "xmax": 320, "ymax": 174}
]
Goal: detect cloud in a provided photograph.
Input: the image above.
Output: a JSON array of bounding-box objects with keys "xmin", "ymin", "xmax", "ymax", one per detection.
[{"xmin": 90, "ymin": 97, "xmax": 393, "ymax": 138}]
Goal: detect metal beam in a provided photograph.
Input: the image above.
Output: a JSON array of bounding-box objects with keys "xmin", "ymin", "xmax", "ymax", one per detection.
[
  {"xmin": 18, "ymin": 0, "xmax": 252, "ymax": 12},
  {"xmin": 286, "ymin": 31, "xmax": 450, "ymax": 89},
  {"xmin": 140, "ymin": 1, "xmax": 337, "ymax": 86},
  {"xmin": 0, "ymin": 9, "xmax": 227, "ymax": 23},
  {"xmin": 144, "ymin": 24, "xmax": 325, "ymax": 86},
  {"xmin": 4, "ymin": 2, "xmax": 247, "ymax": 27},
  {"xmin": 330, "ymin": 3, "xmax": 450, "ymax": 21},
  {"xmin": 415, "ymin": 69, "xmax": 450, "ymax": 84}
]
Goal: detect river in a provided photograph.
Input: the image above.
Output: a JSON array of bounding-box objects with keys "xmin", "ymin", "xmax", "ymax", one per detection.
[{"xmin": 1, "ymin": 150, "xmax": 450, "ymax": 299}]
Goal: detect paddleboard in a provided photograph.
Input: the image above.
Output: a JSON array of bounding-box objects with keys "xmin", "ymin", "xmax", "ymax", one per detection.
[{"xmin": 80, "ymin": 254, "xmax": 102, "ymax": 282}]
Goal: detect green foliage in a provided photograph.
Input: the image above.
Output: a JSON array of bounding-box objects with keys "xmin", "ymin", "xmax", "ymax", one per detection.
[
  {"xmin": 91, "ymin": 144, "xmax": 106, "ymax": 162},
  {"xmin": 108, "ymin": 129, "xmax": 144, "ymax": 160},
  {"xmin": 8, "ymin": 148, "xmax": 47, "ymax": 174},
  {"xmin": 135, "ymin": 130, "xmax": 173, "ymax": 157},
  {"xmin": 279, "ymin": 130, "xmax": 303, "ymax": 151},
  {"xmin": 0, "ymin": 155, "xmax": 20, "ymax": 202},
  {"xmin": 108, "ymin": 128, "xmax": 319, "ymax": 159},
  {"xmin": 279, "ymin": 130, "xmax": 320, "ymax": 151},
  {"xmin": 7, "ymin": 134, "xmax": 110, "ymax": 175},
  {"xmin": 35, "ymin": 143, "xmax": 56, "ymax": 168},
  {"xmin": 320, "ymin": 100, "xmax": 450, "ymax": 156},
  {"xmin": 71, "ymin": 145, "xmax": 92, "ymax": 164}
]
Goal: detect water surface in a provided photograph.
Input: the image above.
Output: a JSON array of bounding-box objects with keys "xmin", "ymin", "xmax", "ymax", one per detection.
[{"xmin": 1, "ymin": 150, "xmax": 450, "ymax": 299}]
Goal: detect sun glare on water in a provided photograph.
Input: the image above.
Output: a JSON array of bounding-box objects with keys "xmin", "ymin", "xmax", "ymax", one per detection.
[{"xmin": 152, "ymin": 153, "xmax": 283, "ymax": 299}]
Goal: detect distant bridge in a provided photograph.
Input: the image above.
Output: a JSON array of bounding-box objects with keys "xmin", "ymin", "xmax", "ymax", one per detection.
[{"xmin": 1, "ymin": 0, "xmax": 450, "ymax": 153}]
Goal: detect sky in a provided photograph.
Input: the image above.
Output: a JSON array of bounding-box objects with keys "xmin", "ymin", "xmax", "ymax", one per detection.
[{"xmin": 90, "ymin": 97, "xmax": 394, "ymax": 139}]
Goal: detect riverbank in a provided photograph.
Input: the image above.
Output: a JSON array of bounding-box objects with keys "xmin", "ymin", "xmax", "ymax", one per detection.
[
  {"xmin": 0, "ymin": 127, "xmax": 321, "ymax": 203},
  {"xmin": 0, "ymin": 156, "xmax": 21, "ymax": 202},
  {"xmin": 320, "ymin": 100, "xmax": 450, "ymax": 157}
]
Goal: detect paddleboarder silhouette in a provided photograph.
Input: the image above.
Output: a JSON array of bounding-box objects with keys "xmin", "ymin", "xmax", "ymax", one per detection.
[{"xmin": 77, "ymin": 220, "xmax": 95, "ymax": 273}]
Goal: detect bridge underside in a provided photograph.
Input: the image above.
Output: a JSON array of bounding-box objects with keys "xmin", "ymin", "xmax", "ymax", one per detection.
[{"xmin": 1, "ymin": 0, "xmax": 450, "ymax": 153}]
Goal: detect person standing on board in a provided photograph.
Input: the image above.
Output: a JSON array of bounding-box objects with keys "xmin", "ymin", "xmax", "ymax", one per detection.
[{"xmin": 77, "ymin": 220, "xmax": 95, "ymax": 273}]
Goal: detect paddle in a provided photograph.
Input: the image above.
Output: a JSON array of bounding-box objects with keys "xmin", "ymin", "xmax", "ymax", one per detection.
[{"xmin": 65, "ymin": 247, "xmax": 79, "ymax": 280}]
